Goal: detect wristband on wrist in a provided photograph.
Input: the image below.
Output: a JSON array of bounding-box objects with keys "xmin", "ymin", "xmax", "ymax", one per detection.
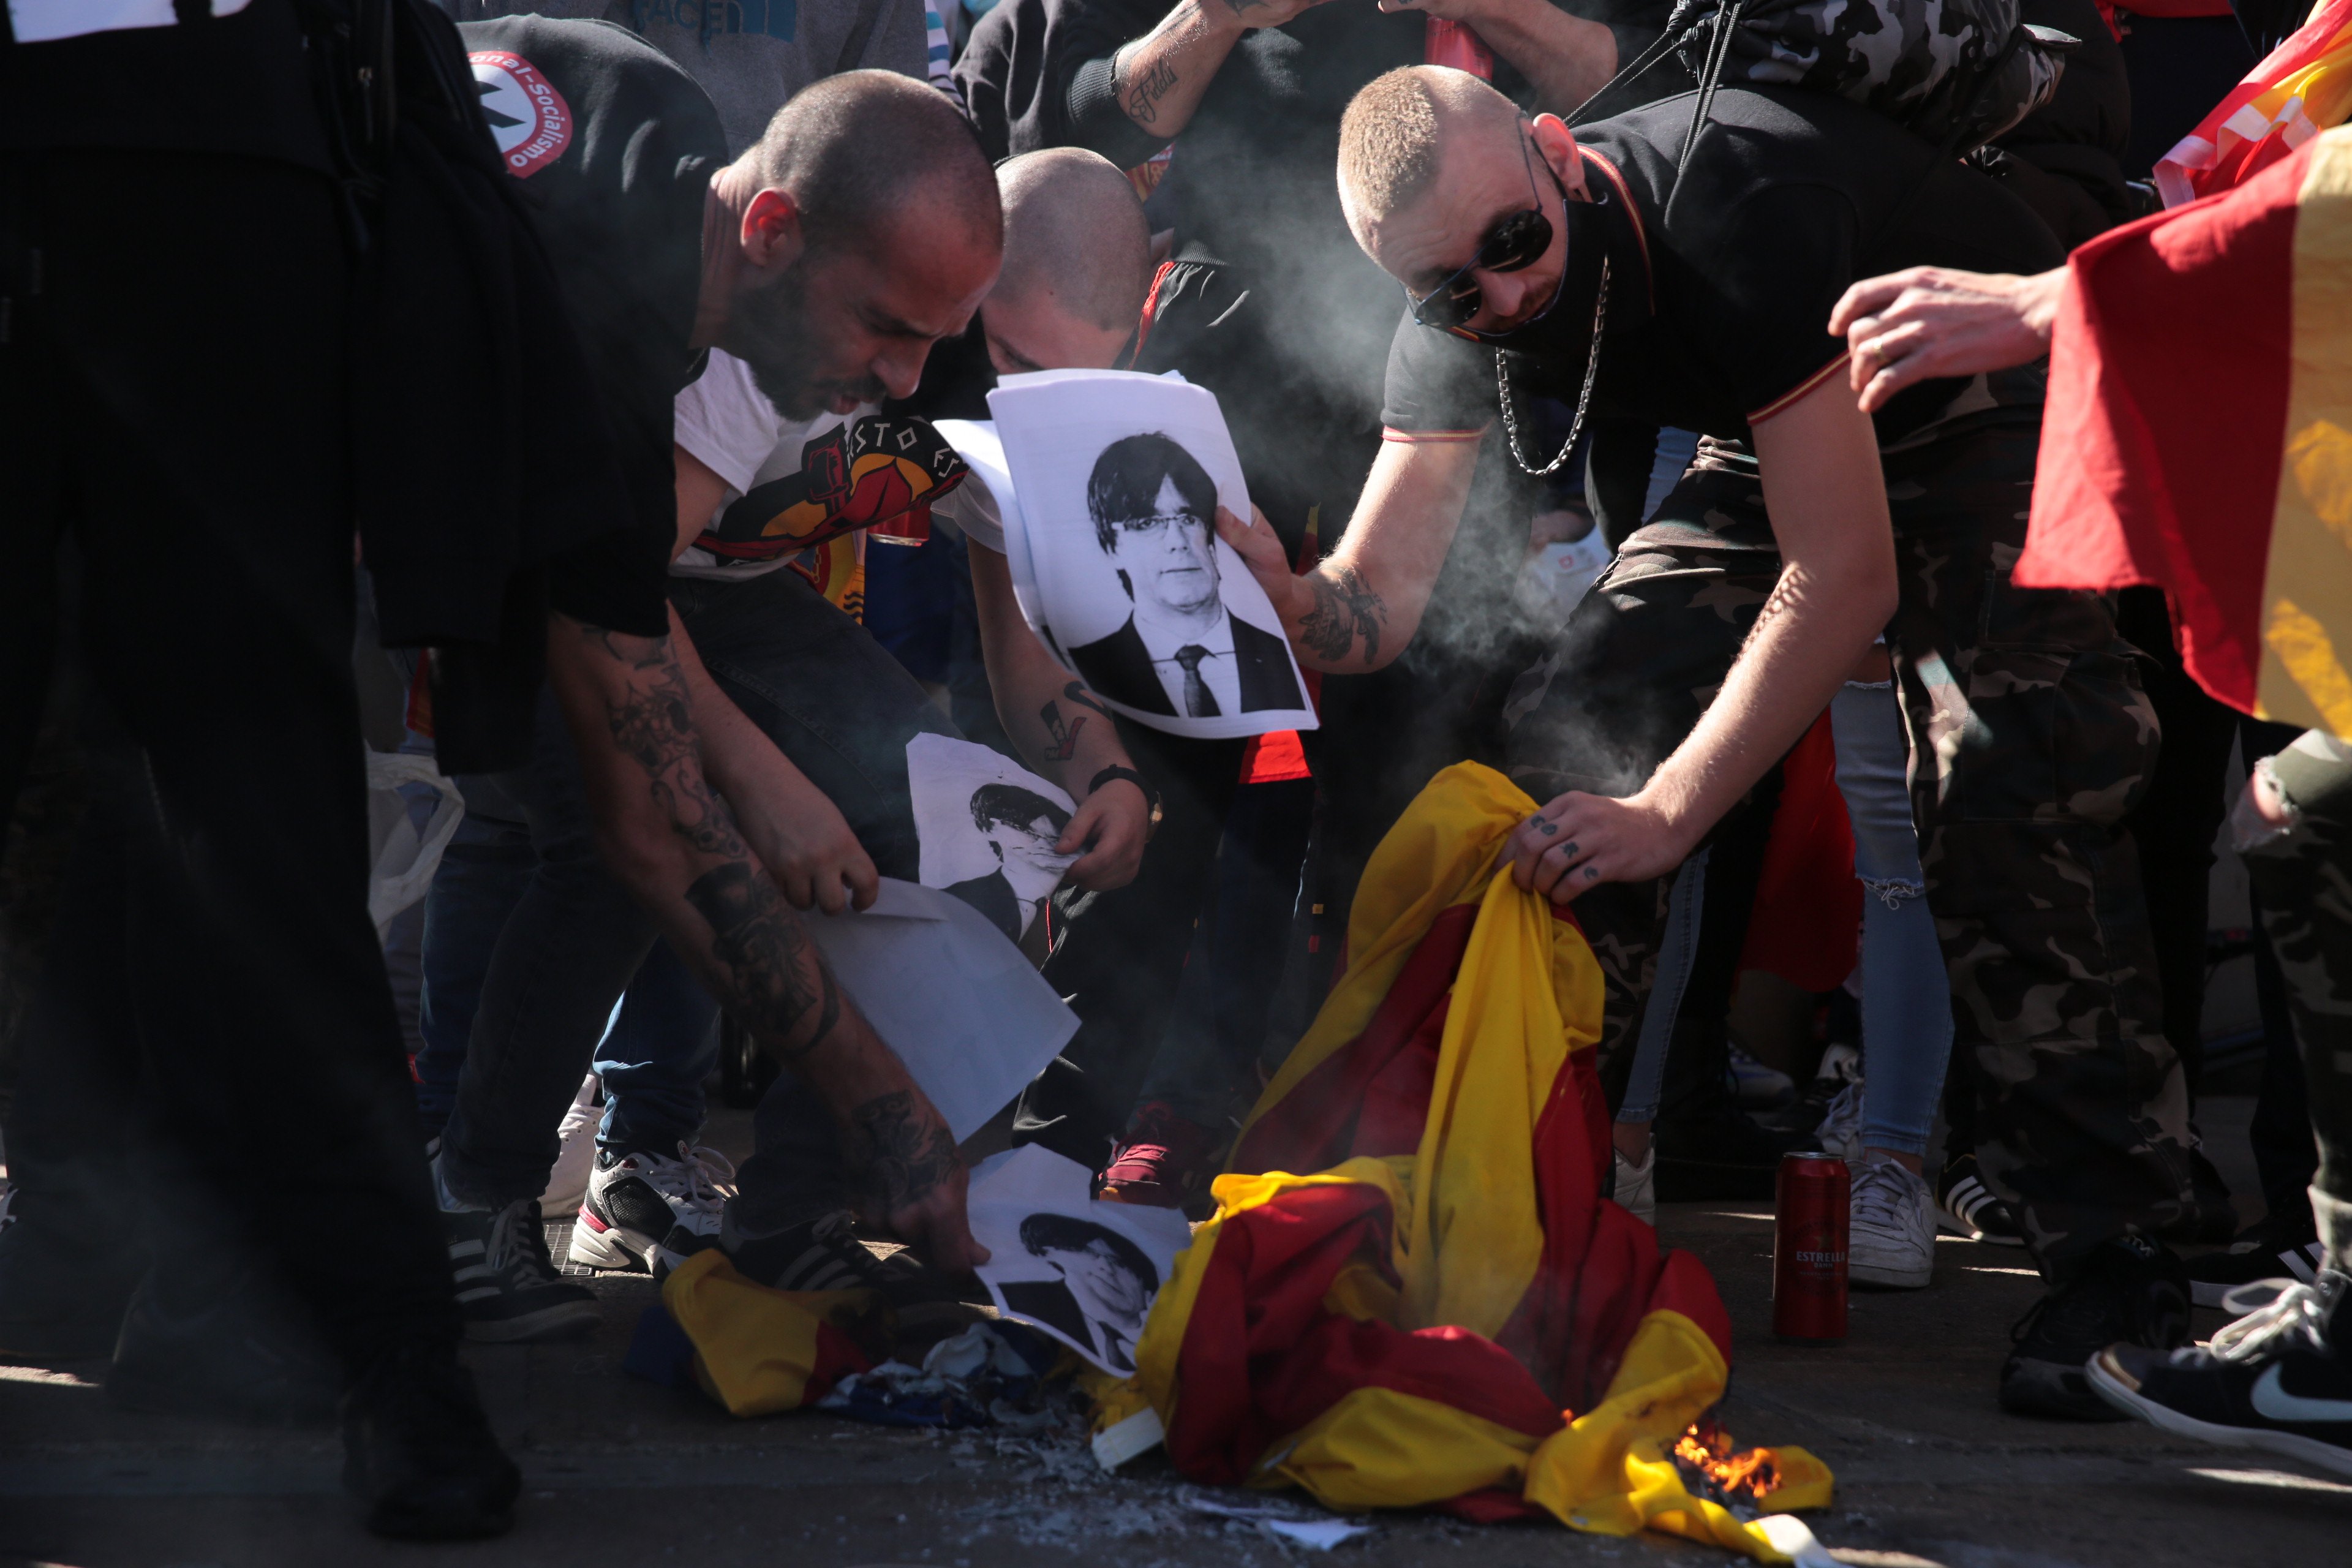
[{"xmin": 1088, "ymin": 764, "xmax": 1159, "ymax": 817}]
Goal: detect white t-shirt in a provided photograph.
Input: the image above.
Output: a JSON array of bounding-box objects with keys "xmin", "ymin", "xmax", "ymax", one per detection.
[
  {"xmin": 931, "ymin": 478, "xmax": 1008, "ymax": 557},
  {"xmin": 670, "ymin": 349, "xmax": 968, "ymax": 582}
]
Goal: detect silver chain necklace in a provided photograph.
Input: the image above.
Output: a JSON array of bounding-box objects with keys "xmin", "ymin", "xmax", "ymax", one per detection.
[{"xmin": 1496, "ymin": 257, "xmax": 1611, "ymax": 477}]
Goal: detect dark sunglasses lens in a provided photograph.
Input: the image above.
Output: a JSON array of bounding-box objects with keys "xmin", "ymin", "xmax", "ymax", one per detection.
[
  {"xmin": 1483, "ymin": 208, "xmax": 1551, "ymax": 272},
  {"xmin": 1425, "ymin": 280, "xmax": 1480, "ymax": 330}
]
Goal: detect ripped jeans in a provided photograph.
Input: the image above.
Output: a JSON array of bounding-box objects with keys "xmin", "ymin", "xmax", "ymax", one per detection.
[{"xmin": 1832, "ymin": 677, "xmax": 1953, "ymax": 1156}]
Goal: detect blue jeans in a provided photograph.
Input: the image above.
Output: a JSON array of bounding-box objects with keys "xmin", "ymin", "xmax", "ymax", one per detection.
[
  {"xmin": 1831, "ymin": 677, "xmax": 1952, "ymax": 1157},
  {"xmin": 594, "ymin": 938, "xmax": 721, "ymax": 1156}
]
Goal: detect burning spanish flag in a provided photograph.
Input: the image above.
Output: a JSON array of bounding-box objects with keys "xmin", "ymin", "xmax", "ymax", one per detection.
[
  {"xmin": 2015, "ymin": 126, "xmax": 2352, "ymax": 737},
  {"xmin": 1131, "ymin": 763, "xmax": 1833, "ymax": 1559}
]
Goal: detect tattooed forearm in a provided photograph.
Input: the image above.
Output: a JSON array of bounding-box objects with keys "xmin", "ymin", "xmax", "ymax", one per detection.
[
  {"xmin": 685, "ymin": 862, "xmax": 842, "ymax": 1058},
  {"xmin": 1039, "ymin": 700, "xmax": 1087, "ymax": 763},
  {"xmin": 1123, "ymin": 55, "xmax": 1180, "ymax": 127},
  {"xmin": 850, "ymin": 1090, "xmax": 960, "ymax": 1210},
  {"xmin": 1061, "ymin": 680, "xmax": 1111, "ymax": 719},
  {"xmin": 582, "ymin": 628, "xmax": 748, "ymax": 861},
  {"xmin": 1297, "ymin": 566, "xmax": 1387, "ymax": 665}
]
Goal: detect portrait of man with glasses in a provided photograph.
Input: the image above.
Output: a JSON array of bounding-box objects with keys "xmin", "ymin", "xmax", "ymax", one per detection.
[{"xmin": 1067, "ymin": 431, "xmax": 1306, "ymax": 721}]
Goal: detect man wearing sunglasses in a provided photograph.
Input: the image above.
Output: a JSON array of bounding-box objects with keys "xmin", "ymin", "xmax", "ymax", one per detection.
[{"xmin": 1219, "ymin": 64, "xmax": 2205, "ymax": 1422}]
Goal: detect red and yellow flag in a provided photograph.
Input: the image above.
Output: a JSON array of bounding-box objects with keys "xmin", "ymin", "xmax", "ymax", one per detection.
[
  {"xmin": 2016, "ymin": 127, "xmax": 2352, "ymax": 737},
  {"xmin": 1135, "ymin": 763, "xmax": 1831, "ymax": 1559},
  {"xmin": 2153, "ymin": 0, "xmax": 2352, "ymax": 207}
]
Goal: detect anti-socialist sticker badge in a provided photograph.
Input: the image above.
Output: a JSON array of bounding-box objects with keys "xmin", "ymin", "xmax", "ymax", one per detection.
[{"xmin": 468, "ymin": 51, "xmax": 573, "ymax": 178}]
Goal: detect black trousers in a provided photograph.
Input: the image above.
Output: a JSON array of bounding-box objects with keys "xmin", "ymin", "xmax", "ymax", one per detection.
[
  {"xmin": 1014, "ymin": 720, "xmax": 1246, "ymax": 1164},
  {"xmin": 0, "ymin": 149, "xmax": 456, "ymax": 1363}
]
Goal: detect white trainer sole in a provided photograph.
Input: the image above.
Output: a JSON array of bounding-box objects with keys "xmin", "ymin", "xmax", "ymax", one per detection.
[
  {"xmin": 2086, "ymin": 1355, "xmax": 2352, "ymax": 1479},
  {"xmin": 565, "ymin": 1207, "xmax": 653, "ymax": 1273},
  {"xmin": 1849, "ymin": 1255, "xmax": 1932, "ymax": 1289}
]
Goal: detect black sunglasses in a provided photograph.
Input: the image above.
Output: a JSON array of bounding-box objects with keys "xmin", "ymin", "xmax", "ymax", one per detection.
[{"xmin": 1405, "ymin": 134, "xmax": 1557, "ymax": 333}]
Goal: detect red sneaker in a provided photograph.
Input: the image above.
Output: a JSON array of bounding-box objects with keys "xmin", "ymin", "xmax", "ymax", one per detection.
[{"xmin": 1099, "ymin": 1102, "xmax": 1222, "ymax": 1208}]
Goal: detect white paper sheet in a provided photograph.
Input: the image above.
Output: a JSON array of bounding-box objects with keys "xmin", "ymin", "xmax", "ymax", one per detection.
[
  {"xmin": 932, "ymin": 418, "xmax": 1050, "ymax": 639},
  {"xmin": 802, "ymin": 881, "xmax": 1076, "ymax": 1143},
  {"xmin": 982, "ymin": 371, "xmax": 1317, "ymax": 741},
  {"xmin": 907, "ymin": 733, "xmax": 1077, "ymax": 942},
  {"xmin": 967, "ymin": 1145, "xmax": 1193, "ymax": 1377},
  {"xmin": 1183, "ymin": 1498, "xmax": 1374, "ymax": 1550}
]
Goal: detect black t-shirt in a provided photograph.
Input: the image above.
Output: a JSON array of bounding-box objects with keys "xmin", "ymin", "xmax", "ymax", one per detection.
[
  {"xmin": 956, "ymin": 0, "xmax": 1677, "ymax": 423},
  {"xmin": 0, "ymin": 0, "xmax": 330, "ymax": 170},
  {"xmin": 1381, "ymin": 85, "xmax": 2065, "ymax": 450},
  {"xmin": 459, "ymin": 15, "xmax": 728, "ymax": 636}
]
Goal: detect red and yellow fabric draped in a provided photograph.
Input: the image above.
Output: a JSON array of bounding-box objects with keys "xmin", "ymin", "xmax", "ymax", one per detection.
[
  {"xmin": 660, "ymin": 1249, "xmax": 880, "ymax": 1417},
  {"xmin": 1134, "ymin": 763, "xmax": 1832, "ymax": 1559},
  {"xmin": 2152, "ymin": 0, "xmax": 2352, "ymax": 208},
  {"xmin": 2017, "ymin": 126, "xmax": 2352, "ymax": 739}
]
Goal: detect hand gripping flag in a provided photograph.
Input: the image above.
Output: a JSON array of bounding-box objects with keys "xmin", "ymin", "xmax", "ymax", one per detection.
[
  {"xmin": 1132, "ymin": 763, "xmax": 1832, "ymax": 1558},
  {"xmin": 2016, "ymin": 126, "xmax": 2352, "ymax": 737},
  {"xmin": 2153, "ymin": 0, "xmax": 2352, "ymax": 208}
]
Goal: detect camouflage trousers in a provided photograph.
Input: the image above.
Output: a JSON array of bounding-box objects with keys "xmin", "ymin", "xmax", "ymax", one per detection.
[
  {"xmin": 2240, "ymin": 729, "xmax": 2352, "ymax": 1262},
  {"xmin": 1503, "ymin": 421, "xmax": 2198, "ymax": 1275}
]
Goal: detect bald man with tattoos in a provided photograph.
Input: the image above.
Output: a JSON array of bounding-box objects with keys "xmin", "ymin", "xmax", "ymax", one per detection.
[{"xmin": 417, "ymin": 28, "xmax": 1008, "ymax": 1343}]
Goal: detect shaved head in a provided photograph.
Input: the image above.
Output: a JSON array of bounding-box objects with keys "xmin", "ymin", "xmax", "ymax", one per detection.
[
  {"xmin": 750, "ymin": 69, "xmax": 1001, "ymax": 253},
  {"xmin": 978, "ymin": 148, "xmax": 1152, "ymax": 374},
  {"xmin": 996, "ymin": 148, "xmax": 1152, "ymax": 332},
  {"xmin": 713, "ymin": 71, "xmax": 1002, "ymax": 418},
  {"xmin": 1335, "ymin": 64, "xmax": 1591, "ymax": 336},
  {"xmin": 1338, "ymin": 66, "xmax": 1525, "ymax": 249}
]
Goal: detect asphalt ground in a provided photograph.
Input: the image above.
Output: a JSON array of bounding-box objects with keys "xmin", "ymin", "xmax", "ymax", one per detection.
[{"xmin": 6, "ymin": 1094, "xmax": 2347, "ymax": 1568}]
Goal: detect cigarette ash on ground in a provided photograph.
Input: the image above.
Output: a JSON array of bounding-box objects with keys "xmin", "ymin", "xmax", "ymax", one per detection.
[{"xmin": 927, "ymin": 1417, "xmax": 1378, "ymax": 1559}]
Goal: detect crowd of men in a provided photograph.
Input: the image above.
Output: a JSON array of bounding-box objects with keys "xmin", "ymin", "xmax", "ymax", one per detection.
[{"xmin": 4, "ymin": 0, "xmax": 2351, "ymax": 1543}]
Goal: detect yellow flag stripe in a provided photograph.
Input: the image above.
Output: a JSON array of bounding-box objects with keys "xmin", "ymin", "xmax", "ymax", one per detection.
[{"xmin": 2259, "ymin": 127, "xmax": 2352, "ymax": 737}]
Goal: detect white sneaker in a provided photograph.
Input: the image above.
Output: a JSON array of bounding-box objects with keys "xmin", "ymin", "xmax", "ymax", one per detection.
[
  {"xmin": 1613, "ymin": 1144, "xmax": 1656, "ymax": 1227},
  {"xmin": 1848, "ymin": 1156, "xmax": 1935, "ymax": 1289},
  {"xmin": 538, "ymin": 1072, "xmax": 602, "ymax": 1219},
  {"xmin": 1815, "ymin": 1080, "xmax": 1864, "ymax": 1166},
  {"xmin": 568, "ymin": 1142, "xmax": 735, "ymax": 1277}
]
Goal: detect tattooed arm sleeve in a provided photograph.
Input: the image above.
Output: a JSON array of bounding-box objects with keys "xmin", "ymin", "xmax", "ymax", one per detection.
[{"xmin": 545, "ymin": 612, "xmax": 985, "ymax": 1257}]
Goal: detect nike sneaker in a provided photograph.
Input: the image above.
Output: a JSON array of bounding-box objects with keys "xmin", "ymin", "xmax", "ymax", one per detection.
[
  {"xmin": 2002, "ymin": 1234, "xmax": 2190, "ymax": 1420},
  {"xmin": 2090, "ymin": 1272, "xmax": 2352, "ymax": 1479}
]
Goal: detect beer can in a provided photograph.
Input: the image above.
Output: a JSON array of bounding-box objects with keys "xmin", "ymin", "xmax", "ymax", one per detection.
[
  {"xmin": 1772, "ymin": 1152, "xmax": 1849, "ymax": 1344},
  {"xmin": 1423, "ymin": 17, "xmax": 1494, "ymax": 78}
]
